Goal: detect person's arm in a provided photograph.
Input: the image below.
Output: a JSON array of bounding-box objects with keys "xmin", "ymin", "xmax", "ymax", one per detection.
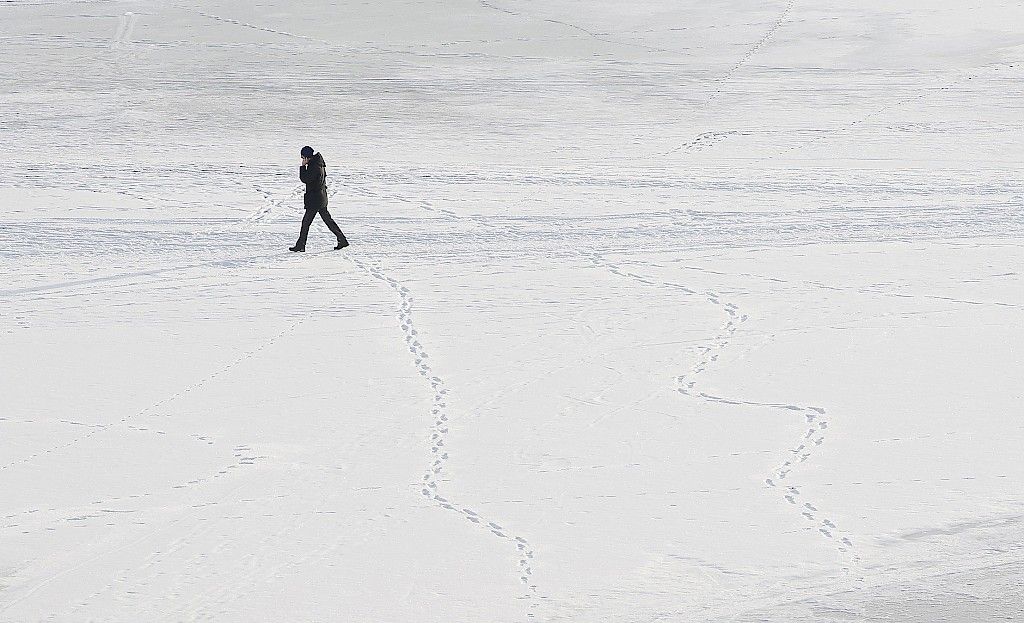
[
  {"xmin": 299, "ymin": 163, "xmax": 309, "ymax": 184},
  {"xmin": 305, "ymin": 163, "xmax": 324, "ymax": 187}
]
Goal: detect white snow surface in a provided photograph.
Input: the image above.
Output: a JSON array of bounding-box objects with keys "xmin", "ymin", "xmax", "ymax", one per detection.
[{"xmin": 2, "ymin": 1, "xmax": 1024, "ymax": 621}]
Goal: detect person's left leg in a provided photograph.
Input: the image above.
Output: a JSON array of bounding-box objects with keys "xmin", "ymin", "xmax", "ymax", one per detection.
[
  {"xmin": 319, "ymin": 206, "xmax": 349, "ymax": 248},
  {"xmin": 291, "ymin": 208, "xmax": 317, "ymax": 251}
]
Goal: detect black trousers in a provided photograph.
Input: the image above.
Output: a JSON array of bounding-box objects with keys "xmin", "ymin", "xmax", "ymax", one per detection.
[{"xmin": 295, "ymin": 206, "xmax": 347, "ymax": 249}]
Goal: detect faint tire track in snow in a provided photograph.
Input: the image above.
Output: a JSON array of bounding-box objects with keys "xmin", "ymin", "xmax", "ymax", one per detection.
[
  {"xmin": 0, "ymin": 314, "xmax": 309, "ymax": 473},
  {"xmin": 586, "ymin": 252, "xmax": 857, "ymax": 560},
  {"xmin": 775, "ymin": 63, "xmax": 1022, "ymax": 158},
  {"xmin": 676, "ymin": 261, "xmax": 1024, "ymax": 312},
  {"xmin": 537, "ymin": 17, "xmax": 684, "ymax": 55},
  {"xmin": 478, "ymin": 0, "xmax": 686, "ymax": 55},
  {"xmin": 0, "ymin": 459, "xmax": 266, "ymax": 618},
  {"xmin": 45, "ymin": 448, "xmax": 380, "ymax": 619},
  {"xmin": 0, "ymin": 251, "xmax": 289, "ymax": 299},
  {"xmin": 184, "ymin": 7, "xmax": 328, "ymax": 45},
  {"xmin": 1, "ymin": 448, "xmax": 256, "ymax": 536},
  {"xmin": 141, "ymin": 497, "xmax": 323, "ymax": 622},
  {"xmin": 37, "ymin": 435, "xmax": 389, "ymax": 619},
  {"xmin": 332, "ymin": 178, "xmax": 441, "ymax": 217},
  {"xmin": 249, "ymin": 183, "xmax": 303, "ymax": 223},
  {"xmin": 479, "ymin": 0, "xmax": 519, "ymax": 16},
  {"xmin": 346, "ymin": 253, "xmax": 541, "ymax": 618}
]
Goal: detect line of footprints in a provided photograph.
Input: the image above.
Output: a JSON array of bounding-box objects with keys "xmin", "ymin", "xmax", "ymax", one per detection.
[
  {"xmin": 676, "ymin": 293, "xmax": 855, "ymax": 556},
  {"xmin": 676, "ymin": 303, "xmax": 856, "ymax": 556},
  {"xmin": 761, "ymin": 405, "xmax": 856, "ymax": 557},
  {"xmin": 349, "ymin": 256, "xmax": 539, "ymax": 613},
  {"xmin": 590, "ymin": 252, "xmax": 855, "ymax": 558}
]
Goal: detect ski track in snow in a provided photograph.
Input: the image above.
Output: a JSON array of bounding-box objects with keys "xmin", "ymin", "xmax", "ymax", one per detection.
[
  {"xmin": 586, "ymin": 252, "xmax": 858, "ymax": 562},
  {"xmin": 345, "ymin": 253, "xmax": 540, "ymax": 618}
]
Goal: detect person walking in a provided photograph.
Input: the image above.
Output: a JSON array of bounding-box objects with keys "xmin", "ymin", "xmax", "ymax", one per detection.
[{"xmin": 290, "ymin": 145, "xmax": 349, "ymax": 252}]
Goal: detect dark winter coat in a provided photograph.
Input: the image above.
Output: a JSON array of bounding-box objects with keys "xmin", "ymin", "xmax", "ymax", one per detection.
[{"xmin": 300, "ymin": 153, "xmax": 328, "ymax": 210}]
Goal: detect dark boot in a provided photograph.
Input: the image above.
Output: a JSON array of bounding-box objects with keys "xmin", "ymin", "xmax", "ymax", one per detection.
[
  {"xmin": 289, "ymin": 245, "xmax": 305, "ymax": 252},
  {"xmin": 334, "ymin": 238, "xmax": 349, "ymax": 250}
]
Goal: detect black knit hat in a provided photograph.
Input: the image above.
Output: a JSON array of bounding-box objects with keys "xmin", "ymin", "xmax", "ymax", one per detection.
[{"xmin": 300, "ymin": 146, "xmax": 314, "ymax": 158}]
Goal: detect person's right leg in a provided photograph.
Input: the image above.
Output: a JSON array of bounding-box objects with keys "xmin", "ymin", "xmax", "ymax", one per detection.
[
  {"xmin": 291, "ymin": 208, "xmax": 317, "ymax": 251},
  {"xmin": 318, "ymin": 207, "xmax": 349, "ymax": 248}
]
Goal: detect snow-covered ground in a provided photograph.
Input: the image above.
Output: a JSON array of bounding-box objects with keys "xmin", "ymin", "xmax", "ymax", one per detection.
[{"xmin": 2, "ymin": 1, "xmax": 1024, "ymax": 621}]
